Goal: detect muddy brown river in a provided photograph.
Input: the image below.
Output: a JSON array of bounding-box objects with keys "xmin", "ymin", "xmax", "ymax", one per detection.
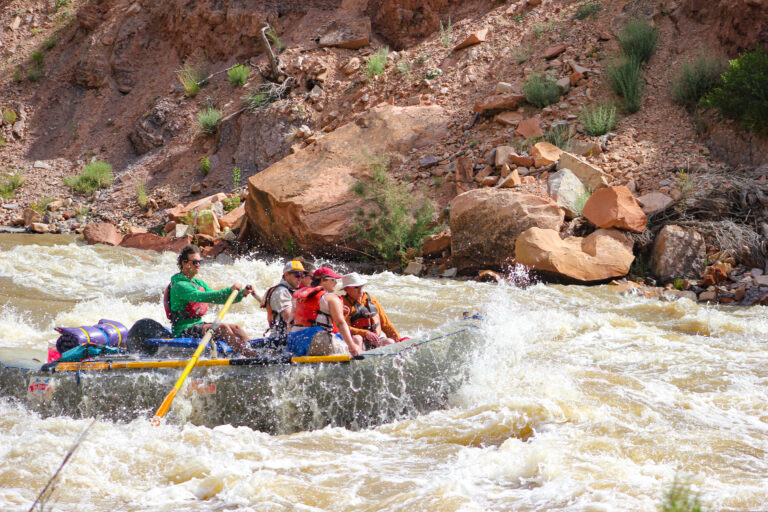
[{"xmin": 1, "ymin": 233, "xmax": 766, "ymax": 511}]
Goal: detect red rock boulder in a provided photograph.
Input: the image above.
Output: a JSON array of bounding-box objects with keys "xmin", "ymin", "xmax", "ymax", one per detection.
[
  {"xmin": 83, "ymin": 222, "xmax": 123, "ymax": 246},
  {"xmin": 582, "ymin": 186, "xmax": 647, "ymax": 232}
]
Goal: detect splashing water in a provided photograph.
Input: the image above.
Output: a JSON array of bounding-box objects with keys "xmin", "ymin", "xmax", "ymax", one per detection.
[{"xmin": 1, "ymin": 234, "xmax": 767, "ymax": 511}]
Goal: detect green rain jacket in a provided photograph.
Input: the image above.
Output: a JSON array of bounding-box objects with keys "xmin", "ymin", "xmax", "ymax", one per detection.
[{"xmin": 168, "ymin": 272, "xmax": 245, "ymax": 337}]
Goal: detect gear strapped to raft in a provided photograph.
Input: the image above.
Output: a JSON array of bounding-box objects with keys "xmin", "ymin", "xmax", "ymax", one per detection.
[{"xmin": 55, "ymin": 319, "xmax": 128, "ymax": 354}]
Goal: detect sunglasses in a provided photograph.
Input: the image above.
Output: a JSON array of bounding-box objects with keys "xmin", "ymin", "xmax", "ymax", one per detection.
[
  {"xmin": 291, "ymin": 272, "xmax": 308, "ymax": 277},
  {"xmin": 186, "ymin": 259, "xmax": 202, "ymax": 266},
  {"xmin": 322, "ymin": 277, "xmax": 338, "ymax": 281}
]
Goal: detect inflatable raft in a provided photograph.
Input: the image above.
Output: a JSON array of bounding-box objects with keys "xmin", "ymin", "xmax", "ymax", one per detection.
[{"xmin": 0, "ymin": 317, "xmax": 482, "ymax": 433}]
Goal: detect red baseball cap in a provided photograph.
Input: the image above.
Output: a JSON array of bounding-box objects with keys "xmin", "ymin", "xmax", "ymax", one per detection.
[{"xmin": 313, "ymin": 267, "xmax": 342, "ymax": 279}]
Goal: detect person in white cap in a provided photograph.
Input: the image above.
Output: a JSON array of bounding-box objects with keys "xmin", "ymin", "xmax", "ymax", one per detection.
[
  {"xmin": 341, "ymin": 272, "xmax": 400, "ymax": 348},
  {"xmin": 260, "ymin": 260, "xmax": 306, "ymax": 342}
]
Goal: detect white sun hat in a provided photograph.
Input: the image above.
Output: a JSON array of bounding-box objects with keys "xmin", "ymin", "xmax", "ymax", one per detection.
[{"xmin": 341, "ymin": 272, "xmax": 368, "ymax": 289}]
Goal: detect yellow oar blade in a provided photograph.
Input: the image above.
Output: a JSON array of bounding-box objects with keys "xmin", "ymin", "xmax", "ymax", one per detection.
[{"xmin": 151, "ymin": 288, "xmax": 239, "ymax": 424}]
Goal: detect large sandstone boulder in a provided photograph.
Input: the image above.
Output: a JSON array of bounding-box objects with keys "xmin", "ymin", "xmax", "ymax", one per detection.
[
  {"xmin": 244, "ymin": 105, "xmax": 449, "ymax": 254},
  {"xmin": 83, "ymin": 222, "xmax": 123, "ymax": 246},
  {"xmin": 582, "ymin": 186, "xmax": 647, "ymax": 232},
  {"xmin": 651, "ymin": 225, "xmax": 706, "ymax": 283},
  {"xmin": 515, "ymin": 227, "xmax": 635, "ymax": 282},
  {"xmin": 449, "ymin": 189, "xmax": 564, "ymax": 271}
]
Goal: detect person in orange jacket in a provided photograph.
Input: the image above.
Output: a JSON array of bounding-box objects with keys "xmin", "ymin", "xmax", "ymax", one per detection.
[{"xmin": 340, "ymin": 272, "xmax": 400, "ymax": 349}]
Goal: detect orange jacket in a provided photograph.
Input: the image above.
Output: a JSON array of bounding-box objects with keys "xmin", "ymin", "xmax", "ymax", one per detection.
[{"xmin": 342, "ymin": 292, "xmax": 400, "ymax": 340}]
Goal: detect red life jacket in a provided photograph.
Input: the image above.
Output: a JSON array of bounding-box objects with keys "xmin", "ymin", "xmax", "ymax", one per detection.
[
  {"xmin": 347, "ymin": 294, "xmax": 380, "ymax": 332},
  {"xmin": 293, "ymin": 286, "xmax": 337, "ymax": 332},
  {"xmin": 163, "ymin": 283, "xmax": 209, "ymax": 323}
]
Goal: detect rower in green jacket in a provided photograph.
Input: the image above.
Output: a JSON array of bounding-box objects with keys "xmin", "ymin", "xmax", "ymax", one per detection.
[{"xmin": 164, "ymin": 244, "xmax": 257, "ymax": 357}]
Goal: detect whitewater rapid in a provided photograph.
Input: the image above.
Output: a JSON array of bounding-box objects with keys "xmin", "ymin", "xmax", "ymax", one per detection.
[{"xmin": 1, "ymin": 234, "xmax": 767, "ymax": 511}]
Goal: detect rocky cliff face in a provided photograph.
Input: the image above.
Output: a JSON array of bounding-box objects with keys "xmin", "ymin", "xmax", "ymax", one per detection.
[{"xmin": 681, "ymin": 0, "xmax": 768, "ymax": 55}]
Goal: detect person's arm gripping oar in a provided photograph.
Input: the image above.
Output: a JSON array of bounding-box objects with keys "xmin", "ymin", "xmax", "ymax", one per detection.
[{"xmin": 151, "ymin": 287, "xmax": 240, "ymax": 425}]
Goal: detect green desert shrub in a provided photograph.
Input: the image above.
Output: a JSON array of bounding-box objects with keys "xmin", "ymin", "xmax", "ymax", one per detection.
[
  {"xmin": 31, "ymin": 196, "xmax": 52, "ymax": 215},
  {"xmin": 197, "ymin": 107, "xmax": 222, "ymax": 137},
  {"xmin": 136, "ymin": 181, "xmax": 147, "ymax": 209},
  {"xmin": 608, "ymin": 56, "xmax": 643, "ymax": 113},
  {"xmin": 223, "ymin": 196, "xmax": 241, "ymax": 212},
  {"xmin": 200, "ymin": 156, "xmax": 211, "ymax": 176},
  {"xmin": 671, "ymin": 53, "xmax": 728, "ymax": 111},
  {"xmin": 365, "ymin": 47, "xmax": 389, "ymax": 79},
  {"xmin": 573, "ymin": 2, "xmax": 602, "ymax": 20},
  {"xmin": 523, "ymin": 73, "xmax": 561, "ymax": 108},
  {"xmin": 177, "ymin": 63, "xmax": 208, "ymax": 97},
  {"xmin": 64, "ymin": 161, "xmax": 114, "ymax": 195},
  {"xmin": 227, "ymin": 64, "xmax": 250, "ymax": 87},
  {"xmin": 705, "ymin": 47, "xmax": 768, "ymax": 135},
  {"xmin": 579, "ymin": 103, "xmax": 616, "ymax": 135},
  {"xmin": 2, "ymin": 108, "xmax": 17, "ymax": 125},
  {"xmin": 351, "ymin": 155, "xmax": 436, "ymax": 262},
  {"xmin": 0, "ymin": 173, "xmax": 24, "ymax": 199},
  {"xmin": 618, "ymin": 18, "xmax": 659, "ymax": 64},
  {"xmin": 545, "ymin": 123, "xmax": 574, "ymax": 151}
]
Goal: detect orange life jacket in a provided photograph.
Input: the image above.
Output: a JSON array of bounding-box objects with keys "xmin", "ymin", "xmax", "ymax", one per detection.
[
  {"xmin": 293, "ymin": 286, "xmax": 337, "ymax": 332},
  {"xmin": 347, "ymin": 294, "xmax": 380, "ymax": 332},
  {"xmin": 163, "ymin": 283, "xmax": 208, "ymax": 323}
]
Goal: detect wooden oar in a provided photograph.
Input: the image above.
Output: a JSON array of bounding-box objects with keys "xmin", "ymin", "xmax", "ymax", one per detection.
[{"xmin": 151, "ymin": 287, "xmax": 240, "ymax": 425}]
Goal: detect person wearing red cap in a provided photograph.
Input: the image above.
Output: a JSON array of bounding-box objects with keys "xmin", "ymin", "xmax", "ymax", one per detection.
[{"xmin": 289, "ymin": 267, "xmax": 364, "ymax": 356}]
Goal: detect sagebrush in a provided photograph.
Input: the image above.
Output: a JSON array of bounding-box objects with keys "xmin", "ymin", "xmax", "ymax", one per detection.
[
  {"xmin": 618, "ymin": 18, "xmax": 658, "ymax": 64},
  {"xmin": 671, "ymin": 53, "xmax": 727, "ymax": 111},
  {"xmin": 545, "ymin": 123, "xmax": 574, "ymax": 151},
  {"xmin": 524, "ymin": 74, "xmax": 561, "ymax": 108},
  {"xmin": 579, "ymin": 103, "xmax": 616, "ymax": 135},
  {"xmin": 198, "ymin": 107, "xmax": 222, "ymax": 136},
  {"xmin": 0, "ymin": 173, "xmax": 24, "ymax": 199},
  {"xmin": 608, "ymin": 56, "xmax": 643, "ymax": 113},
  {"xmin": 351, "ymin": 155, "xmax": 436, "ymax": 261},
  {"xmin": 573, "ymin": 2, "xmax": 602, "ymax": 20},
  {"xmin": 64, "ymin": 161, "xmax": 114, "ymax": 195}
]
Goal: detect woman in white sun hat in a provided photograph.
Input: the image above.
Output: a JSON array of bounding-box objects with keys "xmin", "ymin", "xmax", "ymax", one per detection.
[{"xmin": 340, "ymin": 272, "xmax": 400, "ymax": 349}]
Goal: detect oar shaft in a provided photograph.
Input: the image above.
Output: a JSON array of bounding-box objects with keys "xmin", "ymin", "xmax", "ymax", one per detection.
[{"xmin": 152, "ymin": 287, "xmax": 240, "ymax": 425}]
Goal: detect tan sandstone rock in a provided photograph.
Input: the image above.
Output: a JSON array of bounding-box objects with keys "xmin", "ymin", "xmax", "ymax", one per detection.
[
  {"xmin": 453, "ymin": 28, "xmax": 489, "ymax": 51},
  {"xmin": 244, "ymin": 105, "xmax": 449, "ymax": 254},
  {"xmin": 557, "ymin": 152, "xmax": 610, "ymax": 190},
  {"xmin": 473, "ymin": 94, "xmax": 526, "ymax": 115},
  {"xmin": 582, "ymin": 186, "xmax": 647, "ymax": 232},
  {"xmin": 450, "ymin": 189, "xmax": 564, "ymax": 271},
  {"xmin": 219, "ymin": 205, "xmax": 245, "ymax": 230},
  {"xmin": 515, "ymin": 227, "xmax": 635, "ymax": 282},
  {"xmin": 531, "ymin": 142, "xmax": 563, "ymax": 168}
]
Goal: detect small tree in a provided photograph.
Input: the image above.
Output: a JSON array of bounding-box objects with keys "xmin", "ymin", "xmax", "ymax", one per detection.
[
  {"xmin": 706, "ymin": 47, "xmax": 768, "ymax": 135},
  {"xmin": 350, "ymin": 155, "xmax": 436, "ymax": 261}
]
